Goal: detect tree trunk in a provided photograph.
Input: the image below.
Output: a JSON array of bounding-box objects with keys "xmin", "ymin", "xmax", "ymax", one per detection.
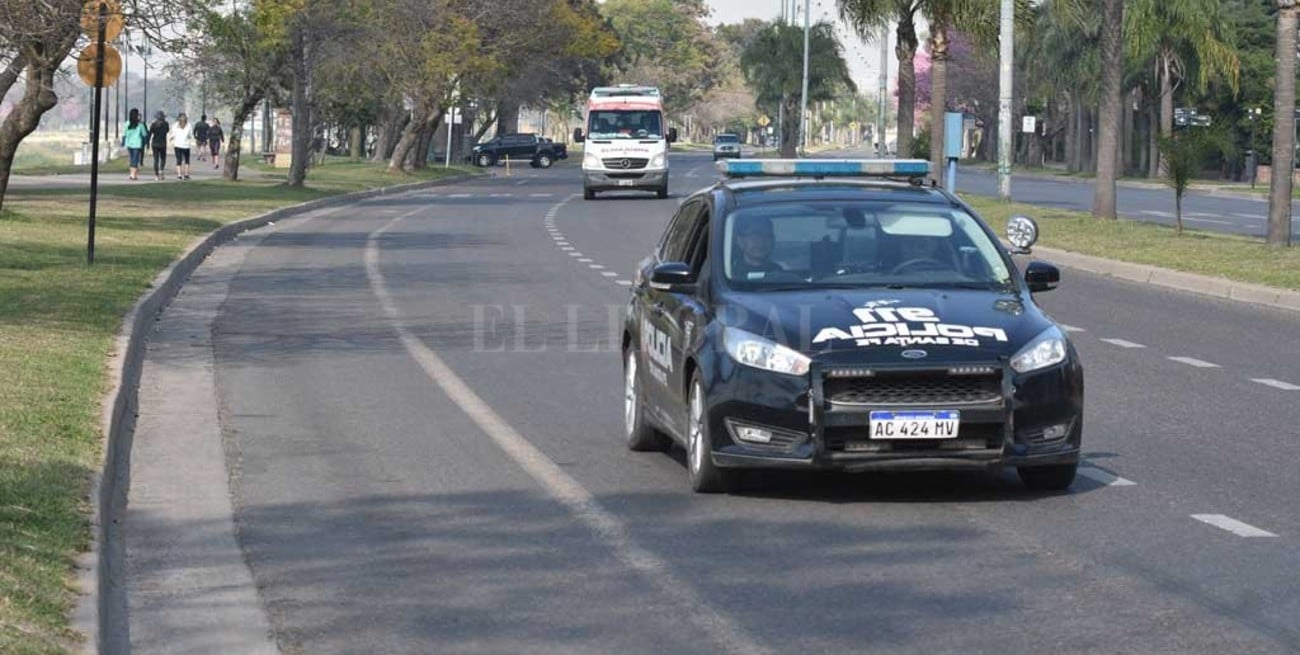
[
  {"xmin": 1147, "ymin": 102, "xmax": 1160, "ymax": 178},
  {"xmin": 1267, "ymin": 5, "xmax": 1297, "ymax": 247},
  {"xmin": 0, "ymin": 51, "xmax": 67, "ymax": 212},
  {"xmin": 928, "ymin": 21, "xmax": 950, "ymax": 182},
  {"xmin": 472, "ymin": 111, "xmax": 498, "ymax": 144},
  {"xmin": 1092, "ymin": 0, "xmax": 1124, "ymax": 219},
  {"xmin": 895, "ymin": 20, "xmax": 919, "ymax": 159},
  {"xmin": 780, "ymin": 94, "xmax": 800, "ymax": 157},
  {"xmin": 223, "ymin": 94, "xmax": 262, "ymax": 182},
  {"xmin": 1121, "ymin": 90, "xmax": 1134, "ymax": 176},
  {"xmin": 371, "ymin": 110, "xmax": 407, "ymax": 163},
  {"xmin": 1158, "ymin": 52, "xmax": 1174, "ymax": 177},
  {"xmin": 412, "ymin": 123, "xmax": 433, "ymax": 170},
  {"xmin": 1175, "ymin": 190, "xmax": 1183, "ymax": 236},
  {"xmin": 287, "ymin": 29, "xmax": 313, "ymax": 188},
  {"xmin": 1066, "ymin": 97, "xmax": 1080, "ymax": 173},
  {"xmin": 388, "ymin": 107, "xmax": 428, "ymax": 172},
  {"xmin": 349, "ymin": 126, "xmax": 363, "ymax": 159},
  {"xmin": 1086, "ymin": 108, "xmax": 1098, "ymax": 174},
  {"xmin": 495, "ymin": 101, "xmax": 520, "ymax": 137}
]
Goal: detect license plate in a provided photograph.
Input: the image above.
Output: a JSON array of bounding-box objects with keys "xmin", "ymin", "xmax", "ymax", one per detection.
[
  {"xmin": 618, "ymin": 179, "xmax": 635, "ymax": 187},
  {"xmin": 869, "ymin": 410, "xmax": 960, "ymax": 439}
]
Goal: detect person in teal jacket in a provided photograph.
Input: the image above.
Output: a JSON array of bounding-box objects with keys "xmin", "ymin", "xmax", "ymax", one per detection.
[{"xmin": 122, "ymin": 108, "xmax": 148, "ymax": 180}]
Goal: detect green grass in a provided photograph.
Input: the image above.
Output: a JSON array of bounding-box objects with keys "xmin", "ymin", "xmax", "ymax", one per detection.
[
  {"xmin": 0, "ymin": 161, "xmax": 476, "ymax": 654},
  {"xmin": 965, "ymin": 196, "xmax": 1300, "ymax": 290}
]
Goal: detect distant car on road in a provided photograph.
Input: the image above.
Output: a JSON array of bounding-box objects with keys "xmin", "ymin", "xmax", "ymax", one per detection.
[
  {"xmin": 623, "ymin": 158, "xmax": 1083, "ymax": 493},
  {"xmin": 712, "ymin": 133, "xmax": 742, "ymax": 161},
  {"xmin": 469, "ymin": 133, "xmax": 566, "ymax": 168}
]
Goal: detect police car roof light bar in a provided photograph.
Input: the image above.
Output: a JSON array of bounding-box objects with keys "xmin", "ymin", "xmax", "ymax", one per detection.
[{"xmin": 716, "ymin": 159, "xmax": 931, "ymax": 179}]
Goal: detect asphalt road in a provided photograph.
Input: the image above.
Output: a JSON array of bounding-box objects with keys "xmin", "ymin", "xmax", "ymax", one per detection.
[{"xmin": 189, "ymin": 153, "xmax": 1300, "ymax": 653}]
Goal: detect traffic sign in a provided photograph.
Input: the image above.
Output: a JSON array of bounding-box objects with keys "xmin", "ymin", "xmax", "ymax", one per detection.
[
  {"xmin": 757, "ymin": 115, "xmax": 771, "ymax": 127},
  {"xmin": 80, "ymin": 0, "xmax": 124, "ymax": 42},
  {"xmin": 76, "ymin": 44, "xmax": 121, "ymax": 87}
]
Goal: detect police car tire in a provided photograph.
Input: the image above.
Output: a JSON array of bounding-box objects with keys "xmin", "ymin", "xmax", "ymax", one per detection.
[
  {"xmin": 1017, "ymin": 462, "xmax": 1078, "ymax": 491},
  {"xmin": 687, "ymin": 374, "xmax": 737, "ymax": 493},
  {"xmin": 625, "ymin": 348, "xmax": 670, "ymax": 452}
]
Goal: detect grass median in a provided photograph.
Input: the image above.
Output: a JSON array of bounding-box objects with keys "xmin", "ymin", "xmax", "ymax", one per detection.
[
  {"xmin": 964, "ymin": 196, "xmax": 1300, "ymax": 291},
  {"xmin": 0, "ymin": 160, "xmax": 476, "ymax": 654}
]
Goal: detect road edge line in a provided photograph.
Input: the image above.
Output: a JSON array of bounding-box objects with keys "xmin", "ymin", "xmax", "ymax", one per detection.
[{"xmin": 76, "ymin": 173, "xmax": 477, "ymax": 655}]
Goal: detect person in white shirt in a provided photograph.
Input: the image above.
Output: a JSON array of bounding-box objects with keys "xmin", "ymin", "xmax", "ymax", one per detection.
[{"xmin": 170, "ymin": 113, "xmax": 194, "ymax": 180}]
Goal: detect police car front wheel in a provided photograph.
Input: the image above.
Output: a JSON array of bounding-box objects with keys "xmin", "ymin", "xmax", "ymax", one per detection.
[{"xmin": 687, "ymin": 374, "xmax": 739, "ymax": 493}]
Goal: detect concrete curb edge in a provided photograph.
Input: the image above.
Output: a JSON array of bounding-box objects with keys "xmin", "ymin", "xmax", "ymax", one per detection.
[
  {"xmin": 75, "ymin": 172, "xmax": 476, "ymax": 655},
  {"xmin": 1029, "ymin": 245, "xmax": 1300, "ymax": 313}
]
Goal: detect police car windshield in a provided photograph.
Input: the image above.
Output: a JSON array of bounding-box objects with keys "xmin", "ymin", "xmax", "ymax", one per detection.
[
  {"xmin": 722, "ymin": 201, "xmax": 1013, "ymax": 290},
  {"xmin": 588, "ymin": 110, "xmax": 663, "ymax": 139}
]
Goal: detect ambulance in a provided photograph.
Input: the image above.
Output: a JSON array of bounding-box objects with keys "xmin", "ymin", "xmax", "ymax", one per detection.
[{"xmin": 573, "ymin": 85, "xmax": 678, "ymax": 200}]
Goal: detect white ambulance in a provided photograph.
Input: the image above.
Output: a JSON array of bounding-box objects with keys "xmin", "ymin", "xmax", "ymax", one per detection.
[{"xmin": 573, "ymin": 85, "xmax": 678, "ymax": 200}]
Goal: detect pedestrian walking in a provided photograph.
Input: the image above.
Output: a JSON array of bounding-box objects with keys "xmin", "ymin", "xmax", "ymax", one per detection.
[
  {"xmin": 121, "ymin": 107, "xmax": 148, "ymax": 180},
  {"xmin": 171, "ymin": 113, "xmax": 193, "ymax": 180},
  {"xmin": 207, "ymin": 117, "xmax": 224, "ymax": 169},
  {"xmin": 148, "ymin": 110, "xmax": 170, "ymax": 181},
  {"xmin": 194, "ymin": 113, "xmax": 209, "ymax": 162}
]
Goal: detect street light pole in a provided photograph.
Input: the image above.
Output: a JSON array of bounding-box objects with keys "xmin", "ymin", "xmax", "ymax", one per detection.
[
  {"xmin": 798, "ymin": 0, "xmax": 811, "ymax": 156},
  {"xmin": 996, "ymin": 0, "xmax": 1014, "ymax": 200}
]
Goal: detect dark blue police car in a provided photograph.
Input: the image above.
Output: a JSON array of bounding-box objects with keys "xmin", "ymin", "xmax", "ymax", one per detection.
[{"xmin": 622, "ymin": 159, "xmax": 1083, "ymax": 493}]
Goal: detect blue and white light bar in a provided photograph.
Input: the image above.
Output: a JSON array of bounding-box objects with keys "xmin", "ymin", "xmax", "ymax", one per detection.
[{"xmin": 716, "ymin": 158, "xmax": 931, "ymax": 179}]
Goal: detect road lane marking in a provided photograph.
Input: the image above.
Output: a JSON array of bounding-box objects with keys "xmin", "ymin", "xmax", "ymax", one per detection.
[
  {"xmin": 529, "ymin": 193, "xmax": 554, "ymax": 198},
  {"xmin": 589, "ymin": 264, "xmax": 605, "ymax": 269},
  {"xmin": 601, "ymin": 271, "xmax": 619, "ymax": 277},
  {"xmin": 1167, "ymin": 356, "xmax": 1220, "ymax": 368},
  {"xmin": 1232, "ymin": 212, "xmax": 1264, "ymax": 220},
  {"xmin": 1139, "ymin": 210, "xmax": 1174, "ymax": 218},
  {"xmin": 1077, "ymin": 467, "xmax": 1136, "ymax": 487},
  {"xmin": 490, "ymin": 193, "xmax": 512, "ymax": 198},
  {"xmin": 365, "ymin": 202, "xmax": 772, "ymax": 655},
  {"xmin": 568, "ymin": 252, "xmax": 582, "ymax": 257},
  {"xmin": 578, "ymin": 258, "xmax": 593, "ymax": 262},
  {"xmin": 448, "ymin": 193, "xmax": 472, "ymax": 198},
  {"xmin": 616, "ymin": 280, "xmax": 633, "ymax": 286},
  {"xmin": 1059, "ymin": 324, "xmax": 1085, "ymax": 333},
  {"xmin": 1185, "ymin": 217, "xmax": 1232, "ymax": 225},
  {"xmin": 515, "ymin": 179, "xmax": 528, "ymax": 185},
  {"xmin": 1100, "ymin": 338, "xmax": 1145, "ymax": 349},
  {"xmin": 1191, "ymin": 515, "xmax": 1278, "ymax": 538},
  {"xmin": 1251, "ymin": 378, "xmax": 1300, "ymax": 391},
  {"xmin": 560, "ymin": 247, "xmax": 574, "ymax": 251}
]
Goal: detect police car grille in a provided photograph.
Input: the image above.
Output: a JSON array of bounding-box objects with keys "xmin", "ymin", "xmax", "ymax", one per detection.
[
  {"xmin": 602, "ymin": 157, "xmax": 649, "ymax": 169},
  {"xmin": 825, "ymin": 373, "xmax": 1001, "ymax": 406}
]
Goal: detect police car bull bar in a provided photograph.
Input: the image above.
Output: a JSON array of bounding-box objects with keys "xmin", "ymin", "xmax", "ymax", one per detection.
[{"xmin": 716, "ymin": 158, "xmax": 931, "ymax": 180}]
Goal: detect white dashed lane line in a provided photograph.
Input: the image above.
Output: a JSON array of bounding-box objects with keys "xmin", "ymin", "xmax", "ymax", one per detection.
[
  {"xmin": 589, "ymin": 264, "xmax": 605, "ymax": 270},
  {"xmin": 601, "ymin": 271, "xmax": 619, "ymax": 277},
  {"xmin": 1251, "ymin": 378, "xmax": 1300, "ymax": 391},
  {"xmin": 1077, "ymin": 467, "xmax": 1137, "ymax": 487},
  {"xmin": 529, "ymin": 193, "xmax": 554, "ymax": 198},
  {"xmin": 1167, "ymin": 356, "xmax": 1220, "ymax": 368},
  {"xmin": 447, "ymin": 193, "xmax": 472, "ymax": 198},
  {"xmin": 1059, "ymin": 324, "xmax": 1086, "ymax": 333},
  {"xmin": 1191, "ymin": 514, "xmax": 1278, "ymax": 538},
  {"xmin": 1100, "ymin": 338, "xmax": 1146, "ymax": 349},
  {"xmin": 578, "ymin": 258, "xmax": 593, "ymax": 263},
  {"xmin": 616, "ymin": 280, "xmax": 633, "ymax": 286}
]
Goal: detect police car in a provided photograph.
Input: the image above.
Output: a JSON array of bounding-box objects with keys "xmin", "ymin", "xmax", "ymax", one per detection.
[{"xmin": 622, "ymin": 159, "xmax": 1083, "ymax": 493}]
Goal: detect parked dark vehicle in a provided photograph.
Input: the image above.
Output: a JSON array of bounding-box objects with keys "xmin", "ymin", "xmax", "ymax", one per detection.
[{"xmin": 469, "ymin": 133, "xmax": 567, "ymax": 168}]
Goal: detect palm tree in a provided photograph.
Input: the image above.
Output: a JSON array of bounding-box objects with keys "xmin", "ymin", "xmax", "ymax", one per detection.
[
  {"xmin": 740, "ymin": 21, "xmax": 856, "ymax": 157},
  {"xmin": 1267, "ymin": 1, "xmax": 1297, "ymax": 247},
  {"xmin": 1125, "ymin": 0, "xmax": 1239, "ymax": 176},
  {"xmin": 837, "ymin": 0, "xmax": 925, "ymax": 159},
  {"xmin": 1092, "ymin": 0, "xmax": 1125, "ymax": 219}
]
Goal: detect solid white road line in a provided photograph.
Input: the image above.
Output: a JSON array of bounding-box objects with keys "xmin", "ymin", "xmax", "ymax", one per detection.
[
  {"xmin": 1059, "ymin": 324, "xmax": 1086, "ymax": 333},
  {"xmin": 1190, "ymin": 514, "xmax": 1278, "ymax": 538},
  {"xmin": 1251, "ymin": 378, "xmax": 1300, "ymax": 391},
  {"xmin": 1167, "ymin": 356, "xmax": 1220, "ymax": 368},
  {"xmin": 1077, "ymin": 467, "xmax": 1137, "ymax": 487},
  {"xmin": 365, "ymin": 203, "xmax": 771, "ymax": 655},
  {"xmin": 1100, "ymin": 338, "xmax": 1146, "ymax": 349}
]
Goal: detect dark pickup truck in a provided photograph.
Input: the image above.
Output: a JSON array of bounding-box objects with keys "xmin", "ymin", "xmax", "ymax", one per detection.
[{"xmin": 469, "ymin": 133, "xmax": 568, "ymax": 168}]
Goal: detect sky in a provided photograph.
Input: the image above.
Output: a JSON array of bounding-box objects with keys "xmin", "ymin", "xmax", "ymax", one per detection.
[{"xmin": 706, "ymin": 0, "xmax": 917, "ymax": 98}]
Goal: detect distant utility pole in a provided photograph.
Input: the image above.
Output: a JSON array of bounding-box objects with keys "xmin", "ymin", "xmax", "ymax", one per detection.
[
  {"xmin": 996, "ymin": 0, "xmax": 1014, "ymax": 200},
  {"xmin": 798, "ymin": 0, "xmax": 810, "ymax": 155},
  {"xmin": 877, "ymin": 25, "xmax": 888, "ymax": 157}
]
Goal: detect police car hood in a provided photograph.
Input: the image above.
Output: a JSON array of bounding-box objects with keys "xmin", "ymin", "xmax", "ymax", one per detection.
[{"xmin": 722, "ymin": 288, "xmax": 1053, "ymax": 364}]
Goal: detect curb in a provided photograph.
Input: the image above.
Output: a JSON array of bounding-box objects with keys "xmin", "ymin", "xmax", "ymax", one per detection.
[
  {"xmin": 1028, "ymin": 245, "xmax": 1300, "ymax": 313},
  {"xmin": 75, "ymin": 172, "xmax": 477, "ymax": 655}
]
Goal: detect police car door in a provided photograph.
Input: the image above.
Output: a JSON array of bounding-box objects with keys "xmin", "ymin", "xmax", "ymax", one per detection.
[
  {"xmin": 651, "ymin": 200, "xmax": 710, "ymax": 427},
  {"xmin": 640, "ymin": 199, "xmax": 706, "ymax": 427}
]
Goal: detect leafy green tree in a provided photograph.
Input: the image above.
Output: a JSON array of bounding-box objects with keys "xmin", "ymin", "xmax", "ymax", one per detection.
[
  {"xmin": 600, "ymin": 0, "xmax": 722, "ymax": 118},
  {"xmin": 1157, "ymin": 132, "xmax": 1213, "ymax": 235},
  {"xmin": 740, "ymin": 21, "xmax": 855, "ymax": 157}
]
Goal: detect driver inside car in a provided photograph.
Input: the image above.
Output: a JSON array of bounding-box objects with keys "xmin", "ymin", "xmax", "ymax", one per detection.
[
  {"xmin": 890, "ymin": 235, "xmax": 954, "ymax": 273},
  {"xmin": 732, "ymin": 214, "xmax": 785, "ymax": 279}
]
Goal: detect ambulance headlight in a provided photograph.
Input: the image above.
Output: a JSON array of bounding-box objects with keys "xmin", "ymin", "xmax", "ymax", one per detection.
[
  {"xmin": 584, "ymin": 152, "xmax": 601, "ymax": 168},
  {"xmin": 651, "ymin": 153, "xmax": 665, "ymax": 168}
]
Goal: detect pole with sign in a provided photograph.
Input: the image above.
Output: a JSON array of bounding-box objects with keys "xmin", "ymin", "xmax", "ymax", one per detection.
[
  {"xmin": 444, "ymin": 108, "xmax": 462, "ymax": 168},
  {"xmin": 78, "ymin": 0, "xmax": 124, "ymax": 265}
]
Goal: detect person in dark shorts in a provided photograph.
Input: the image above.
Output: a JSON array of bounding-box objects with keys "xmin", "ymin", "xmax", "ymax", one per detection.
[
  {"xmin": 194, "ymin": 113, "xmax": 209, "ymax": 162},
  {"xmin": 207, "ymin": 117, "xmax": 224, "ymax": 169},
  {"xmin": 147, "ymin": 110, "xmax": 170, "ymax": 181},
  {"xmin": 171, "ymin": 113, "xmax": 193, "ymax": 180}
]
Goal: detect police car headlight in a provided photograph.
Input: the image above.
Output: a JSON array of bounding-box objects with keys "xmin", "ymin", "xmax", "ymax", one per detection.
[
  {"xmin": 723, "ymin": 327, "xmax": 810, "ymax": 376},
  {"xmin": 650, "ymin": 153, "xmax": 665, "ymax": 168},
  {"xmin": 584, "ymin": 153, "xmax": 601, "ymax": 168},
  {"xmin": 1010, "ymin": 327, "xmax": 1068, "ymax": 373}
]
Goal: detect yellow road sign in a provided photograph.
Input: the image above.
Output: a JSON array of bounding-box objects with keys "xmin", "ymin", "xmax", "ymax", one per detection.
[
  {"xmin": 77, "ymin": 44, "xmax": 122, "ymax": 87},
  {"xmin": 81, "ymin": 0, "xmax": 124, "ymax": 42},
  {"xmin": 757, "ymin": 115, "xmax": 771, "ymax": 127}
]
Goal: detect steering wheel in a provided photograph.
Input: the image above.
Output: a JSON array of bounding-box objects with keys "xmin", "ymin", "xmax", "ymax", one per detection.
[{"xmin": 890, "ymin": 258, "xmax": 950, "ymax": 275}]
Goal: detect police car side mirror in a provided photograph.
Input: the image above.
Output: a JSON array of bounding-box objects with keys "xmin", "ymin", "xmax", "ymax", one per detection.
[
  {"xmin": 1024, "ymin": 261, "xmax": 1060, "ymax": 293},
  {"xmin": 650, "ymin": 262, "xmax": 695, "ymax": 292},
  {"xmin": 667, "ymin": 127, "xmax": 679, "ymax": 144},
  {"xmin": 573, "ymin": 128, "xmax": 585, "ymax": 143}
]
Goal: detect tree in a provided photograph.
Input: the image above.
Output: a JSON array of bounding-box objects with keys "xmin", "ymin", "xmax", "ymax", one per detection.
[
  {"xmin": 1092, "ymin": 0, "xmax": 1125, "ymax": 219},
  {"xmin": 1156, "ymin": 133, "xmax": 1207, "ymax": 235},
  {"xmin": 838, "ymin": 0, "xmax": 924, "ymax": 159},
  {"xmin": 600, "ymin": 0, "xmax": 722, "ymax": 118},
  {"xmin": 1267, "ymin": 0, "xmax": 1296, "ymax": 247},
  {"xmin": 740, "ymin": 21, "xmax": 855, "ymax": 157}
]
